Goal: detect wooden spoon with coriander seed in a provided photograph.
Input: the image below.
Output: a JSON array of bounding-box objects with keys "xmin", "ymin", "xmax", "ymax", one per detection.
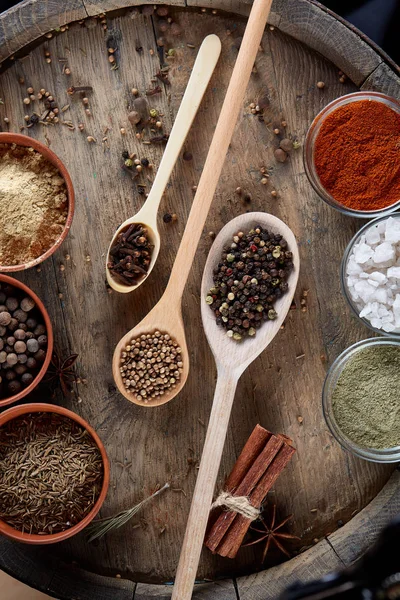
[
  {"xmin": 113, "ymin": 0, "xmax": 276, "ymax": 409},
  {"xmin": 172, "ymin": 212, "xmax": 299, "ymax": 599},
  {"xmin": 106, "ymin": 34, "xmax": 221, "ymax": 293}
]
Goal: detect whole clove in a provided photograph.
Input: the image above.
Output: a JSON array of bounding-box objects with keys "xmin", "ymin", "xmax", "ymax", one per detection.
[
  {"xmin": 155, "ymin": 71, "xmax": 170, "ymax": 86},
  {"xmin": 67, "ymin": 86, "xmax": 93, "ymax": 96},
  {"xmin": 150, "ymin": 134, "xmax": 169, "ymax": 143},
  {"xmin": 108, "ymin": 223, "xmax": 153, "ymax": 286},
  {"xmin": 146, "ymin": 86, "xmax": 162, "ymax": 96}
]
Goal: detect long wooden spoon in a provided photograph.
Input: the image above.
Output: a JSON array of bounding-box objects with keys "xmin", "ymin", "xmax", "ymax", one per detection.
[
  {"xmin": 112, "ymin": 0, "xmax": 274, "ymax": 407},
  {"xmin": 172, "ymin": 212, "xmax": 299, "ymax": 599},
  {"xmin": 106, "ymin": 34, "xmax": 221, "ymax": 294}
]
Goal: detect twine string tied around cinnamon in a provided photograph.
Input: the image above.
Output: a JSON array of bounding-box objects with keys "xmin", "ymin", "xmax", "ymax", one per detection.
[{"xmin": 211, "ymin": 491, "xmax": 260, "ymax": 521}]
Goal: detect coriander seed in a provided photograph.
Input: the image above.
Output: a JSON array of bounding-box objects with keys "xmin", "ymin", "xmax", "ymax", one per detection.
[{"xmin": 120, "ymin": 331, "xmax": 183, "ymax": 402}]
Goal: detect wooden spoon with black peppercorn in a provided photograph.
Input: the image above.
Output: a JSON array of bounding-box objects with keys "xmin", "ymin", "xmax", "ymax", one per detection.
[
  {"xmin": 171, "ymin": 212, "xmax": 299, "ymax": 598},
  {"xmin": 106, "ymin": 34, "xmax": 221, "ymax": 293}
]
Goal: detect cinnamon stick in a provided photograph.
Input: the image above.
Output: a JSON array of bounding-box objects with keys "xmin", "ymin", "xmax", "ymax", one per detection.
[
  {"xmin": 206, "ymin": 424, "xmax": 271, "ymax": 534},
  {"xmin": 205, "ymin": 434, "xmax": 283, "ymax": 552},
  {"xmin": 225, "ymin": 424, "xmax": 271, "ymax": 491},
  {"xmin": 216, "ymin": 443, "xmax": 296, "ymax": 558}
]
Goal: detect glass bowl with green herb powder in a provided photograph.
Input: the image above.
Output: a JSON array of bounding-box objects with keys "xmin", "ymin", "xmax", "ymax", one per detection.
[{"xmin": 323, "ymin": 338, "xmax": 400, "ymax": 463}]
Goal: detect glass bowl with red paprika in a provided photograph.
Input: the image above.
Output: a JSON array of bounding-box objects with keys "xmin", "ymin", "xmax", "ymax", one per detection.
[{"xmin": 304, "ymin": 91, "xmax": 400, "ymax": 218}]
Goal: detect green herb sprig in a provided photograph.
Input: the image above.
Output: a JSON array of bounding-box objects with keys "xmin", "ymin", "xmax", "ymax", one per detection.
[{"xmin": 86, "ymin": 482, "xmax": 169, "ymax": 542}]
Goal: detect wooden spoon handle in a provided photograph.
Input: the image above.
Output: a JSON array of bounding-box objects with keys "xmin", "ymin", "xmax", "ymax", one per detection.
[
  {"xmin": 139, "ymin": 34, "xmax": 221, "ymax": 225},
  {"xmin": 166, "ymin": 0, "xmax": 274, "ymax": 300},
  {"xmin": 172, "ymin": 368, "xmax": 239, "ymax": 600}
]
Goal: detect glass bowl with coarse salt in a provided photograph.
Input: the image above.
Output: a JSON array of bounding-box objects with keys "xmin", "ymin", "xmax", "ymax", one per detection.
[{"xmin": 341, "ymin": 214, "xmax": 400, "ymax": 336}]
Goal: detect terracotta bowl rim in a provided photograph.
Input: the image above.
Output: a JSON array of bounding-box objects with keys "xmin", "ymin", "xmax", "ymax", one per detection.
[
  {"xmin": 0, "ymin": 274, "xmax": 54, "ymax": 407},
  {"xmin": 0, "ymin": 402, "xmax": 110, "ymax": 544},
  {"xmin": 0, "ymin": 132, "xmax": 74, "ymax": 272}
]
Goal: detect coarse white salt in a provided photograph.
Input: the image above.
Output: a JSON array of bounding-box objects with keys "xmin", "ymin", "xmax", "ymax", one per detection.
[
  {"xmin": 373, "ymin": 242, "xmax": 395, "ymax": 263},
  {"xmin": 345, "ymin": 216, "xmax": 400, "ymax": 333},
  {"xmin": 387, "ymin": 266, "xmax": 400, "ymax": 279},
  {"xmin": 354, "ymin": 242, "xmax": 374, "ymax": 263},
  {"xmin": 365, "ymin": 225, "xmax": 381, "ymax": 245}
]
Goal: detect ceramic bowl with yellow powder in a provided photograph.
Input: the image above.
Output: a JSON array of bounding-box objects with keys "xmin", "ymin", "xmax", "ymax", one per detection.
[
  {"xmin": 0, "ymin": 133, "xmax": 74, "ymax": 272},
  {"xmin": 323, "ymin": 338, "xmax": 400, "ymax": 463}
]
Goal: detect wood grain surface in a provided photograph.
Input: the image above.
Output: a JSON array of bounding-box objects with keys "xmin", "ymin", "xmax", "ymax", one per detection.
[{"xmin": 0, "ymin": 2, "xmax": 398, "ymax": 597}]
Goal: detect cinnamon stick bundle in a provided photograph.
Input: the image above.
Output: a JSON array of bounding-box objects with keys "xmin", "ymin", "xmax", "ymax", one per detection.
[{"xmin": 205, "ymin": 425, "xmax": 295, "ymax": 558}]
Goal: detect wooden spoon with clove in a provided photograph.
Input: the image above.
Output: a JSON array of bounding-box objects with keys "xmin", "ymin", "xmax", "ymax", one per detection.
[
  {"xmin": 106, "ymin": 34, "xmax": 221, "ymax": 293},
  {"xmin": 112, "ymin": 0, "xmax": 277, "ymax": 409}
]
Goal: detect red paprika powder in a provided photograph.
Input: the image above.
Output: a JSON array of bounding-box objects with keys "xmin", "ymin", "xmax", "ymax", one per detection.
[{"xmin": 314, "ymin": 99, "xmax": 400, "ymax": 211}]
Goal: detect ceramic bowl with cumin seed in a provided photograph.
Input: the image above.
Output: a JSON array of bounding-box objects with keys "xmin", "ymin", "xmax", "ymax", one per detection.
[
  {"xmin": 0, "ymin": 403, "xmax": 110, "ymax": 544},
  {"xmin": 0, "ymin": 274, "xmax": 54, "ymax": 407},
  {"xmin": 0, "ymin": 132, "xmax": 74, "ymax": 272}
]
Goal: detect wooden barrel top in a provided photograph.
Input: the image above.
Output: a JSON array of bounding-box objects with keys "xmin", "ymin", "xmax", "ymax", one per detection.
[{"xmin": 0, "ymin": 1, "xmax": 399, "ymax": 598}]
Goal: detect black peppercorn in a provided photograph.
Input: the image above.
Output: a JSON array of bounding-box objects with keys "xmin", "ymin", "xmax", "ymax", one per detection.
[
  {"xmin": 29, "ymin": 114, "xmax": 39, "ymax": 125},
  {"xmin": 6, "ymin": 298, "xmax": 18, "ymax": 312},
  {"xmin": 7, "ymin": 380, "xmax": 21, "ymax": 394},
  {"xmin": 34, "ymin": 324, "xmax": 46, "ymax": 336},
  {"xmin": 13, "ymin": 309, "xmax": 27, "ymax": 323},
  {"xmin": 34, "ymin": 349, "xmax": 46, "ymax": 362},
  {"xmin": 21, "ymin": 372, "xmax": 34, "ymax": 386},
  {"xmin": 206, "ymin": 224, "xmax": 293, "ymax": 340}
]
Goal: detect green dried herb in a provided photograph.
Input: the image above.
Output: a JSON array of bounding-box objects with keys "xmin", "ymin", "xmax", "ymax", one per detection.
[{"xmin": 86, "ymin": 482, "xmax": 169, "ymax": 542}]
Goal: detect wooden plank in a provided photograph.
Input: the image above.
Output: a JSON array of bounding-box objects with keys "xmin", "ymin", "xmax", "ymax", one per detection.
[
  {"xmin": 83, "ymin": 0, "xmax": 185, "ymax": 18},
  {"xmin": 235, "ymin": 472, "xmax": 400, "ymax": 598},
  {"xmin": 135, "ymin": 580, "xmax": 236, "ymax": 599},
  {"xmin": 185, "ymin": 0, "xmax": 281, "ymax": 27},
  {"xmin": 0, "ymin": 0, "xmax": 87, "ymax": 63},
  {"xmin": 327, "ymin": 471, "xmax": 400, "ymax": 566},
  {"xmin": 361, "ymin": 63, "xmax": 400, "ymax": 100},
  {"xmin": 0, "ymin": 536, "xmax": 136, "ymax": 600},
  {"xmin": 186, "ymin": 0, "xmax": 386, "ymax": 86},
  {"xmin": 48, "ymin": 566, "xmax": 136, "ymax": 600},
  {"xmin": 0, "ymin": 538, "xmax": 55, "ymax": 593},
  {"xmin": 269, "ymin": 0, "xmax": 383, "ymax": 86},
  {"xmin": 237, "ymin": 539, "xmax": 343, "ymax": 600}
]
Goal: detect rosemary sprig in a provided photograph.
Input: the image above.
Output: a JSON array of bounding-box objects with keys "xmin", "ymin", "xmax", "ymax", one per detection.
[{"xmin": 86, "ymin": 482, "xmax": 170, "ymax": 542}]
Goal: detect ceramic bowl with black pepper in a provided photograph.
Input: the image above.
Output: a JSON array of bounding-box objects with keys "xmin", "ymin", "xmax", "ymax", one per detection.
[
  {"xmin": 0, "ymin": 274, "xmax": 53, "ymax": 407},
  {"xmin": 0, "ymin": 133, "xmax": 74, "ymax": 272},
  {"xmin": 304, "ymin": 91, "xmax": 400, "ymax": 218},
  {"xmin": 0, "ymin": 403, "xmax": 109, "ymax": 544}
]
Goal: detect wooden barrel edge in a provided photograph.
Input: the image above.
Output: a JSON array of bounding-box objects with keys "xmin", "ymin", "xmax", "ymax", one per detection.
[
  {"xmin": 0, "ymin": 471, "xmax": 398, "ymax": 599},
  {"xmin": 0, "ymin": 0, "xmax": 398, "ymax": 598},
  {"xmin": 0, "ymin": 0, "xmax": 399, "ymax": 89}
]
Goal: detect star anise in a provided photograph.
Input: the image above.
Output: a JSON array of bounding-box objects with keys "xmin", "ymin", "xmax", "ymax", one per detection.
[
  {"xmin": 45, "ymin": 351, "xmax": 79, "ymax": 396},
  {"xmin": 243, "ymin": 505, "xmax": 299, "ymax": 563}
]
